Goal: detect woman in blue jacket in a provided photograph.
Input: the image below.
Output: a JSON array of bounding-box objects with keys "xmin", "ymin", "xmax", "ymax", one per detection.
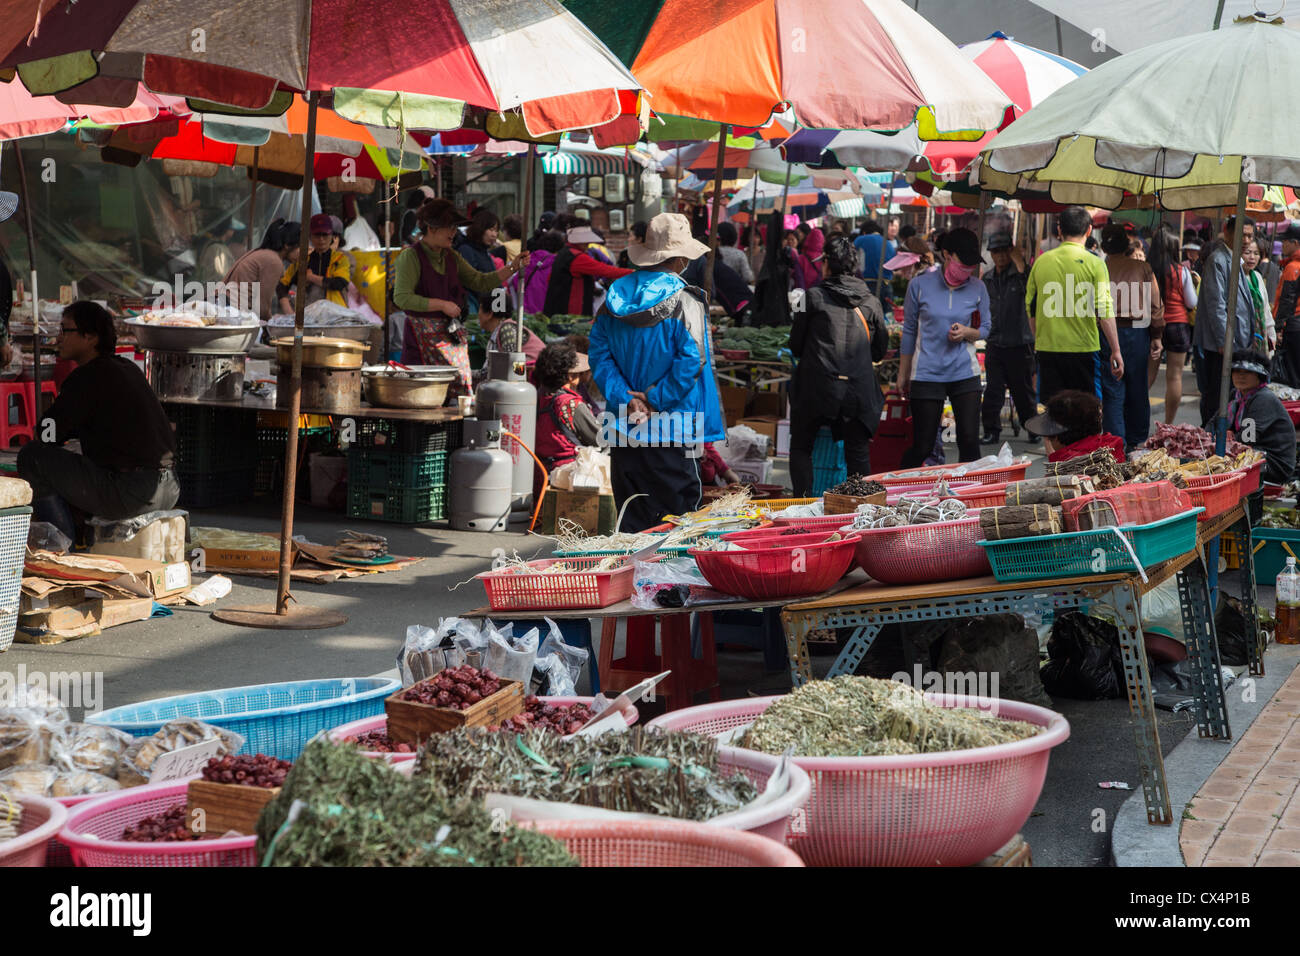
[{"xmin": 897, "ymin": 228, "xmax": 991, "ymax": 467}]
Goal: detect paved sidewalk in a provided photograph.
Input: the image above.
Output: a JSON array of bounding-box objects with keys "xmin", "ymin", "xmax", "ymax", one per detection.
[{"xmin": 1181, "ymin": 656, "xmax": 1300, "ymax": 866}]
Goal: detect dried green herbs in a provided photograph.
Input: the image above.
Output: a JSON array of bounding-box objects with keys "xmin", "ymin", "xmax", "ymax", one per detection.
[
  {"xmin": 739, "ymin": 676, "xmax": 1041, "ymax": 757},
  {"xmin": 255, "ymin": 739, "xmax": 577, "ymax": 867},
  {"xmin": 415, "ymin": 727, "xmax": 759, "ymax": 821}
]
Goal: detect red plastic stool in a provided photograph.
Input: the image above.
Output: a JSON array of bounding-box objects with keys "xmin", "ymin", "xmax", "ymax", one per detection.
[
  {"xmin": 25, "ymin": 379, "xmax": 57, "ymax": 424},
  {"xmin": 597, "ymin": 613, "xmax": 720, "ymax": 711},
  {"xmin": 0, "ymin": 381, "xmax": 35, "ymax": 447}
]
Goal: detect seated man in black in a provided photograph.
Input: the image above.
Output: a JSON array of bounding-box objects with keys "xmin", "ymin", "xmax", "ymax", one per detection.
[{"xmin": 18, "ymin": 301, "xmax": 179, "ymax": 540}]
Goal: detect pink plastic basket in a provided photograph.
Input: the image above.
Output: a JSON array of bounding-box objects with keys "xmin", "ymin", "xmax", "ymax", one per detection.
[
  {"xmin": 327, "ymin": 696, "xmax": 642, "ymax": 759},
  {"xmin": 691, "ymin": 538, "xmax": 857, "ymax": 600},
  {"xmin": 881, "ymin": 479, "xmax": 980, "ymax": 500},
  {"xmin": 1184, "ymin": 472, "xmax": 1244, "ymax": 522},
  {"xmin": 59, "ymin": 780, "xmax": 258, "ymax": 867},
  {"xmin": 648, "ymin": 694, "xmax": 1069, "ymax": 866},
  {"xmin": 872, "ymin": 460, "xmax": 1030, "ymax": 487},
  {"xmin": 897, "ymin": 481, "xmax": 1009, "ymax": 509},
  {"xmin": 476, "ymin": 555, "xmax": 636, "ymax": 611},
  {"xmin": 852, "ymin": 516, "xmax": 991, "ymax": 584},
  {"xmin": 0, "ymin": 793, "xmax": 68, "ymax": 867},
  {"xmin": 529, "ymin": 818, "xmax": 804, "ymax": 866}
]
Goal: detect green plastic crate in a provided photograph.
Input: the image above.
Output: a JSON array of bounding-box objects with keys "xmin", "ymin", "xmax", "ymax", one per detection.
[
  {"xmin": 346, "ymin": 484, "xmax": 446, "ymax": 523},
  {"xmin": 346, "ymin": 448, "xmax": 446, "ymax": 489},
  {"xmin": 353, "ymin": 418, "xmax": 458, "ymax": 454},
  {"xmin": 170, "ymin": 406, "xmax": 258, "ymax": 472},
  {"xmin": 979, "ymin": 509, "xmax": 1202, "ymax": 582},
  {"xmin": 1249, "ymin": 528, "xmax": 1300, "ymax": 586}
]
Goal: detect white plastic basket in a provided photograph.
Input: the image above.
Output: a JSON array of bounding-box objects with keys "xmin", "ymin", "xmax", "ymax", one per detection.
[{"xmin": 0, "ymin": 506, "xmax": 33, "ymax": 653}]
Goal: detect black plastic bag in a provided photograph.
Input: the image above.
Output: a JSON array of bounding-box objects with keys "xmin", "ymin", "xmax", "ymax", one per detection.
[
  {"xmin": 1214, "ymin": 596, "xmax": 1250, "ymax": 666},
  {"xmin": 1041, "ymin": 611, "xmax": 1125, "ymax": 700},
  {"xmin": 933, "ymin": 614, "xmax": 1054, "ymax": 708}
]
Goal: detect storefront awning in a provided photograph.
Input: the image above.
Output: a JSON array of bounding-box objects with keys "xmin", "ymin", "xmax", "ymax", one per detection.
[{"xmin": 541, "ymin": 151, "xmax": 640, "ymax": 176}]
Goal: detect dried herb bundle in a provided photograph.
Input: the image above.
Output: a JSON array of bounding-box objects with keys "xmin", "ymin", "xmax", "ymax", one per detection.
[
  {"xmin": 416, "ymin": 727, "xmax": 759, "ymax": 821},
  {"xmin": 256, "ymin": 740, "xmax": 577, "ymax": 867},
  {"xmin": 739, "ymin": 676, "xmax": 1042, "ymax": 757}
]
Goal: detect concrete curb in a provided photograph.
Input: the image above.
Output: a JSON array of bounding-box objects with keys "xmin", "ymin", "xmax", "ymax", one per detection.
[{"xmin": 1112, "ymin": 643, "xmax": 1300, "ymax": 867}]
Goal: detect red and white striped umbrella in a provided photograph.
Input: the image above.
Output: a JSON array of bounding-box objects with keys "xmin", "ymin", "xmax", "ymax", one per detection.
[{"xmin": 959, "ymin": 31, "xmax": 1089, "ymax": 119}]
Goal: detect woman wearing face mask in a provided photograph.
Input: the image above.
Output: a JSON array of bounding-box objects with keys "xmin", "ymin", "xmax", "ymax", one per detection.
[
  {"xmin": 897, "ymin": 227, "xmax": 991, "ymax": 466},
  {"xmin": 391, "ymin": 200, "xmax": 526, "ymax": 394}
]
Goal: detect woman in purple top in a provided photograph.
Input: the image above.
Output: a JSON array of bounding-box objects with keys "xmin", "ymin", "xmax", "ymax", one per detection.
[{"xmin": 897, "ymin": 228, "xmax": 991, "ymax": 467}]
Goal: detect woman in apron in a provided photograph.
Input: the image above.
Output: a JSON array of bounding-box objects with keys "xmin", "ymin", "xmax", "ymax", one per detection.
[{"xmin": 391, "ymin": 200, "xmax": 525, "ymax": 394}]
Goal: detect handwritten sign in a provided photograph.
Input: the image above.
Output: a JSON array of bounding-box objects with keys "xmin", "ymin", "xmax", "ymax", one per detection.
[{"xmin": 149, "ymin": 738, "xmax": 225, "ymax": 783}]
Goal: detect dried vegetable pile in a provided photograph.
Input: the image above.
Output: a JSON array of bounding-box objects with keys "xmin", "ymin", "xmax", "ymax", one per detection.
[
  {"xmin": 826, "ymin": 476, "xmax": 887, "ymax": 497},
  {"xmin": 256, "ymin": 740, "xmax": 578, "ymax": 867},
  {"xmin": 738, "ymin": 676, "xmax": 1041, "ymax": 757},
  {"xmin": 415, "ymin": 727, "xmax": 759, "ymax": 821},
  {"xmin": 1140, "ymin": 422, "xmax": 1250, "ymax": 458}
]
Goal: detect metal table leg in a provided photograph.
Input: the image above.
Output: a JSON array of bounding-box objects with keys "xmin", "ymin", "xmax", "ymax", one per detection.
[
  {"xmin": 826, "ymin": 623, "xmax": 883, "ymax": 679},
  {"xmin": 1109, "ymin": 582, "xmax": 1172, "ymax": 825},
  {"xmin": 782, "ymin": 609, "xmax": 816, "ymax": 686},
  {"xmin": 1237, "ymin": 514, "xmax": 1265, "ymax": 676},
  {"xmin": 1177, "ymin": 558, "xmax": 1230, "ymax": 739}
]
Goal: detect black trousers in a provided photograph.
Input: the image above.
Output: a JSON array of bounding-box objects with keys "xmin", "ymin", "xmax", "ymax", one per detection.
[
  {"xmin": 610, "ymin": 443, "xmax": 702, "ymax": 532},
  {"xmin": 789, "ymin": 416, "xmax": 873, "ymax": 497},
  {"xmin": 1036, "ymin": 351, "xmax": 1096, "ymax": 405},
  {"xmin": 902, "ymin": 379, "xmax": 982, "ymax": 468},
  {"xmin": 18, "ymin": 443, "xmax": 180, "ymax": 539},
  {"xmin": 1197, "ymin": 348, "xmax": 1224, "ymax": 427},
  {"xmin": 981, "ymin": 344, "xmax": 1038, "ymax": 434}
]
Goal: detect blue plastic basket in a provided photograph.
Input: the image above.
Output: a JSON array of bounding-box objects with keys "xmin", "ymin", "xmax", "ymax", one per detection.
[
  {"xmin": 978, "ymin": 509, "xmax": 1202, "ymax": 583},
  {"xmin": 84, "ymin": 677, "xmax": 400, "ymax": 760}
]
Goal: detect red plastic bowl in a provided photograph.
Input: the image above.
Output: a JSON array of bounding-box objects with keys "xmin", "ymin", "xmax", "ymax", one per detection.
[{"xmin": 691, "ymin": 538, "xmax": 857, "ymax": 600}]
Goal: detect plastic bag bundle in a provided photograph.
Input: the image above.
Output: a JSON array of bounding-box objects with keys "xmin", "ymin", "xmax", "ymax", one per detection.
[
  {"xmin": 1060, "ymin": 481, "xmax": 1192, "ymax": 531},
  {"xmin": 485, "ymin": 626, "xmax": 539, "ymax": 685}
]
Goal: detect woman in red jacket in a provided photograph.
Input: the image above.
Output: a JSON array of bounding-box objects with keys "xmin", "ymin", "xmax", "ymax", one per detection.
[
  {"xmin": 1025, "ymin": 389, "xmax": 1126, "ymax": 464},
  {"xmin": 533, "ymin": 342, "xmax": 601, "ymax": 500}
]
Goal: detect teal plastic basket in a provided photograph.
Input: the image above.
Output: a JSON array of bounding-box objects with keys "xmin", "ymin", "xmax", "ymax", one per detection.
[
  {"xmin": 978, "ymin": 509, "xmax": 1202, "ymax": 582},
  {"xmin": 553, "ymin": 533, "xmax": 667, "ymax": 558},
  {"xmin": 658, "ymin": 530, "xmax": 729, "ymax": 556},
  {"xmin": 84, "ymin": 678, "xmax": 400, "ymax": 761}
]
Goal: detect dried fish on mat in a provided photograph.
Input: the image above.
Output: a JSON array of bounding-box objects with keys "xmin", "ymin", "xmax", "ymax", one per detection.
[
  {"xmin": 257, "ymin": 739, "xmax": 577, "ymax": 867},
  {"xmin": 738, "ymin": 676, "xmax": 1041, "ymax": 758},
  {"xmin": 416, "ymin": 727, "xmax": 759, "ymax": 821}
]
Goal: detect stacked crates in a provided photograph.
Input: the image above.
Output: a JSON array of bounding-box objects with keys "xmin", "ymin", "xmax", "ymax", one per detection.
[
  {"xmin": 345, "ymin": 419, "xmax": 459, "ymax": 523},
  {"xmin": 810, "ymin": 426, "xmax": 846, "ymax": 496},
  {"xmin": 169, "ymin": 407, "xmax": 257, "ymax": 508}
]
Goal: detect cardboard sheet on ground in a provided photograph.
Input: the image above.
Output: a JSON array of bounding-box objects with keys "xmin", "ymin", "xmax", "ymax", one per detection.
[{"xmin": 188, "ymin": 528, "xmax": 420, "ymax": 581}]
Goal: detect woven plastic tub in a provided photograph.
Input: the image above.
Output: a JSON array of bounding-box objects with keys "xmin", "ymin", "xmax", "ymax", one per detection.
[
  {"xmin": 691, "ymin": 538, "xmax": 857, "ymax": 600},
  {"xmin": 713, "ymin": 746, "xmax": 812, "ymax": 841},
  {"xmin": 853, "ymin": 517, "xmax": 991, "ymax": 584},
  {"xmin": 327, "ymin": 696, "xmax": 642, "ymax": 760},
  {"xmin": 529, "ymin": 818, "xmax": 804, "ymax": 866},
  {"xmin": 881, "ymin": 479, "xmax": 980, "ymax": 501},
  {"xmin": 1185, "ymin": 459, "xmax": 1263, "ymax": 497},
  {"xmin": 477, "ymin": 556, "xmax": 634, "ymax": 611},
  {"xmin": 0, "ymin": 793, "xmax": 67, "ymax": 867},
  {"xmin": 898, "ymin": 481, "xmax": 1008, "ymax": 509},
  {"xmin": 979, "ymin": 509, "xmax": 1202, "ymax": 582},
  {"xmin": 0, "ymin": 505, "xmax": 32, "ymax": 654},
  {"xmin": 84, "ymin": 677, "xmax": 400, "ymax": 760},
  {"xmin": 770, "ymin": 513, "xmax": 862, "ymax": 530},
  {"xmin": 59, "ymin": 780, "xmax": 258, "ymax": 867},
  {"xmin": 1185, "ymin": 473, "xmax": 1243, "ymax": 522},
  {"xmin": 648, "ymin": 694, "xmax": 1069, "ymax": 866}
]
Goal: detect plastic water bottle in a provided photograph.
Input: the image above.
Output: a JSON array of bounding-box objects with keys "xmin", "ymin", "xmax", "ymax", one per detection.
[{"xmin": 1276, "ymin": 557, "xmax": 1300, "ymax": 645}]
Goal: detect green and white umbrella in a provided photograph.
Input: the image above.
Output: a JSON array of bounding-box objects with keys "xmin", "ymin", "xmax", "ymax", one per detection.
[{"xmin": 977, "ymin": 13, "xmax": 1300, "ymax": 449}]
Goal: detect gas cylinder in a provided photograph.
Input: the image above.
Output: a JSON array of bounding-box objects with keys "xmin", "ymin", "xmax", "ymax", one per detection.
[
  {"xmin": 475, "ymin": 350, "xmax": 536, "ymax": 515},
  {"xmin": 448, "ymin": 418, "xmax": 513, "ymax": 532}
]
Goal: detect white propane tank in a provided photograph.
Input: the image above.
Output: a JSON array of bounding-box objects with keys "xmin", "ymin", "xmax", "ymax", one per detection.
[
  {"xmin": 448, "ymin": 418, "xmax": 513, "ymax": 532},
  {"xmin": 475, "ymin": 350, "xmax": 536, "ymax": 516}
]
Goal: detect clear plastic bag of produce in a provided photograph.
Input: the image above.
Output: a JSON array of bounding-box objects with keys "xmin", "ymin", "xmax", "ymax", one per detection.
[
  {"xmin": 87, "ymin": 509, "xmax": 188, "ymax": 542},
  {"xmin": 485, "ymin": 627, "xmax": 539, "ymax": 685},
  {"xmin": 949, "ymin": 442, "xmax": 1017, "ymax": 475},
  {"xmin": 0, "ymin": 707, "xmax": 71, "ymax": 771},
  {"xmin": 631, "ymin": 557, "xmax": 743, "ymax": 609},
  {"xmin": 533, "ymin": 653, "xmax": 577, "ymax": 697},
  {"xmin": 51, "ymin": 770, "xmax": 121, "ymax": 797},
  {"xmin": 455, "ymin": 620, "xmax": 510, "ymax": 671},
  {"xmin": 27, "ymin": 520, "xmax": 72, "ymax": 554},
  {"xmin": 116, "ymin": 719, "xmax": 246, "ymax": 788},
  {"xmin": 538, "ymin": 618, "xmax": 589, "ymax": 687},
  {"xmin": 398, "ymin": 618, "xmax": 483, "ymax": 686},
  {"xmin": 50, "ymin": 724, "xmax": 133, "ymax": 776},
  {"xmin": 0, "ymin": 763, "xmax": 60, "ymax": 796}
]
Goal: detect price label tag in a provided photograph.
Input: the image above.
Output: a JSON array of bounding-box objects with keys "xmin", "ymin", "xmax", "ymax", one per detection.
[
  {"xmin": 163, "ymin": 563, "xmax": 190, "ymax": 592},
  {"xmin": 59, "ymin": 285, "xmax": 74, "ymax": 305},
  {"xmin": 149, "ymin": 738, "xmax": 224, "ymax": 783}
]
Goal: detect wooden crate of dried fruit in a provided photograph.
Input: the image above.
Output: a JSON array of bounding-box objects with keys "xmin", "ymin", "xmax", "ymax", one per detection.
[
  {"xmin": 185, "ymin": 780, "xmax": 280, "ymax": 836},
  {"xmin": 385, "ymin": 667, "xmax": 525, "ymax": 746},
  {"xmin": 823, "ymin": 491, "xmax": 886, "ymax": 515}
]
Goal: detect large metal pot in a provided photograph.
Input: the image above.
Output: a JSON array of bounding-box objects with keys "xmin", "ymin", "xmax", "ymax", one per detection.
[
  {"xmin": 271, "ymin": 336, "xmax": 367, "ymax": 369},
  {"xmin": 363, "ymin": 364, "xmax": 458, "ymax": 408},
  {"xmin": 125, "ymin": 318, "xmax": 260, "ymax": 354},
  {"xmin": 147, "ymin": 350, "xmax": 245, "ymax": 401}
]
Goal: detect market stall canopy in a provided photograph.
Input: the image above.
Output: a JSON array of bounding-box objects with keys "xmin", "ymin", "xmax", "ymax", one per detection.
[
  {"xmin": 562, "ymin": 0, "xmax": 1010, "ymax": 135},
  {"xmin": 977, "ymin": 16, "xmax": 1300, "ymax": 210},
  {"xmin": 0, "ymin": 76, "xmax": 184, "ymax": 140},
  {"xmin": 0, "ymin": 0, "xmax": 643, "ymax": 136},
  {"xmin": 1024, "ymin": 0, "xmax": 1300, "ymax": 54}
]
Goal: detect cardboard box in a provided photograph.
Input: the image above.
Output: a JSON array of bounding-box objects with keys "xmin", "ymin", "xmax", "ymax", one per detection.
[
  {"xmin": 737, "ymin": 417, "xmax": 781, "ymax": 456},
  {"xmin": 538, "ymin": 488, "xmax": 617, "ymax": 535},
  {"xmin": 17, "ymin": 596, "xmax": 155, "ymax": 645},
  {"xmin": 200, "ymin": 546, "xmax": 282, "ymax": 572},
  {"xmin": 719, "ymin": 385, "xmax": 748, "ymax": 427},
  {"xmin": 750, "ymin": 391, "xmax": 786, "ymax": 419},
  {"xmin": 90, "ymin": 513, "xmax": 189, "ymax": 564},
  {"xmin": 24, "ymin": 552, "xmax": 191, "ymax": 600},
  {"xmin": 732, "ymin": 458, "xmax": 774, "ymax": 485}
]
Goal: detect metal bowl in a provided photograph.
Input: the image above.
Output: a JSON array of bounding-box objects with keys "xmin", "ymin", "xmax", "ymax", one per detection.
[
  {"xmin": 363, "ymin": 365, "xmax": 458, "ymax": 408},
  {"xmin": 125, "ymin": 318, "xmax": 260, "ymax": 354},
  {"xmin": 267, "ymin": 320, "xmax": 375, "ymax": 343}
]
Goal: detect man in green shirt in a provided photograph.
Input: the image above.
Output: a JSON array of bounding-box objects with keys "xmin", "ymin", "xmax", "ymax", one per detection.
[{"xmin": 1025, "ymin": 206, "xmax": 1123, "ymax": 404}]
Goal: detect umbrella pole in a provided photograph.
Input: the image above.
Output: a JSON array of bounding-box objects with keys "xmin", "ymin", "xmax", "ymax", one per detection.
[
  {"xmin": 383, "ymin": 185, "xmax": 392, "ymax": 362},
  {"xmin": 877, "ymin": 180, "xmax": 896, "ymax": 299},
  {"xmin": 1216, "ymin": 174, "xmax": 1250, "ymax": 456},
  {"xmin": 249, "ymin": 146, "xmax": 260, "ymax": 256},
  {"xmin": 747, "ymin": 174, "xmax": 760, "ymax": 268},
  {"xmin": 516, "ymin": 144, "xmax": 536, "ymax": 352},
  {"xmin": 780, "ymin": 161, "xmax": 793, "ymax": 214},
  {"xmin": 704, "ymin": 124, "xmax": 729, "ymax": 303},
  {"xmin": 14, "ymin": 143, "xmax": 40, "ymax": 420},
  {"xmin": 213, "ymin": 91, "xmax": 346, "ymax": 631}
]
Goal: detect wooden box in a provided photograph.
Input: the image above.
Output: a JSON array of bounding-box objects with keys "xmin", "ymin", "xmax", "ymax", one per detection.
[
  {"xmin": 824, "ymin": 491, "xmax": 888, "ymax": 515},
  {"xmin": 385, "ymin": 679, "xmax": 525, "ymax": 746},
  {"xmin": 186, "ymin": 779, "xmax": 280, "ymax": 836}
]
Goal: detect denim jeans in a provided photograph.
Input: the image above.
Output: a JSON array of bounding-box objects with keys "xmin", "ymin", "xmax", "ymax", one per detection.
[{"xmin": 1099, "ymin": 328, "xmax": 1154, "ymax": 449}]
